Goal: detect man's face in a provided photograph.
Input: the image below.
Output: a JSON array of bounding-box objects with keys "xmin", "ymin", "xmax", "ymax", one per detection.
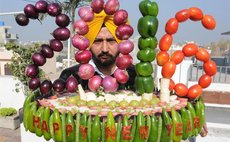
[{"xmin": 91, "ymin": 27, "xmax": 119, "ymax": 67}]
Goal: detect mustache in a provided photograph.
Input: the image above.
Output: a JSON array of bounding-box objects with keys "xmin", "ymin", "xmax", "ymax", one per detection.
[{"xmin": 97, "ymin": 52, "xmax": 113, "ymax": 58}]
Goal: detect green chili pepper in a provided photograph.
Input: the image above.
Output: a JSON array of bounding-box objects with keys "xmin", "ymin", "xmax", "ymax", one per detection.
[
  {"xmin": 116, "ymin": 117, "xmax": 122, "ymax": 142},
  {"xmin": 35, "ymin": 106, "xmax": 44, "ymax": 137},
  {"xmin": 49, "ymin": 112, "xmax": 55, "ymax": 140},
  {"xmin": 187, "ymin": 109, "xmax": 193, "ymax": 138},
  {"xmin": 148, "ymin": 114, "xmax": 158, "ymax": 142},
  {"xmin": 53, "ymin": 109, "xmax": 63, "ymax": 142},
  {"xmin": 161, "ymin": 108, "xmax": 173, "ymax": 142},
  {"xmin": 28, "ymin": 101, "xmax": 37, "ymax": 133},
  {"xmin": 137, "ymin": 48, "xmax": 156, "ymax": 62},
  {"xmin": 42, "ymin": 107, "xmax": 51, "ymax": 141},
  {"xmin": 195, "ymin": 100, "xmax": 205, "ymax": 133},
  {"xmin": 130, "ymin": 116, "xmax": 137, "ymax": 142},
  {"xmin": 75, "ymin": 112, "xmax": 80, "ymax": 142},
  {"xmin": 102, "ymin": 118, "xmax": 106, "ymax": 142},
  {"xmin": 138, "ymin": 16, "xmax": 158, "ymax": 38},
  {"xmin": 144, "ymin": 115, "xmax": 151, "ymax": 142},
  {"xmin": 87, "ymin": 115, "xmax": 92, "ymax": 142},
  {"xmin": 138, "ymin": 37, "xmax": 158, "ymax": 50},
  {"xmin": 80, "ymin": 112, "xmax": 88, "ymax": 142},
  {"xmin": 187, "ymin": 102, "xmax": 198, "ymax": 136},
  {"xmin": 121, "ymin": 115, "xmax": 130, "ymax": 142},
  {"xmin": 134, "ymin": 111, "xmax": 145, "ymax": 142},
  {"xmin": 171, "ymin": 108, "xmax": 183, "ymax": 142},
  {"xmin": 181, "ymin": 107, "xmax": 190, "ymax": 140},
  {"xmin": 91, "ymin": 115, "xmax": 101, "ymax": 142},
  {"xmin": 139, "ymin": 0, "xmax": 159, "ymax": 16},
  {"xmin": 135, "ymin": 62, "xmax": 153, "ymax": 77},
  {"xmin": 23, "ymin": 91, "xmax": 35, "ymax": 109},
  {"xmin": 106, "ymin": 111, "xmax": 116, "ymax": 142},
  {"xmin": 156, "ymin": 115, "xmax": 162, "ymax": 142},
  {"xmin": 23, "ymin": 102, "xmax": 33, "ymax": 131},
  {"xmin": 66, "ymin": 112, "xmax": 75, "ymax": 142}
]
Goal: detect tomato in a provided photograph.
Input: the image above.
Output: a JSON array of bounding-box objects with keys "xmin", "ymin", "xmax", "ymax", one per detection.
[
  {"xmin": 169, "ymin": 79, "xmax": 175, "ymax": 91},
  {"xmin": 198, "ymin": 74, "xmax": 212, "ymax": 88},
  {"xmin": 187, "ymin": 84, "xmax": 203, "ymax": 99},
  {"xmin": 175, "ymin": 9, "xmax": 190, "ymax": 22},
  {"xmin": 195, "ymin": 48, "xmax": 210, "ymax": 62},
  {"xmin": 159, "ymin": 34, "xmax": 173, "ymax": 51},
  {"xmin": 156, "ymin": 51, "xmax": 169, "ymax": 66},
  {"xmin": 203, "ymin": 60, "xmax": 217, "ymax": 76},
  {"xmin": 182, "ymin": 43, "xmax": 198, "ymax": 57},
  {"xmin": 189, "ymin": 7, "xmax": 203, "ymax": 21},
  {"xmin": 170, "ymin": 50, "xmax": 184, "ymax": 64},
  {"xmin": 165, "ymin": 18, "xmax": 179, "ymax": 35},
  {"xmin": 174, "ymin": 83, "xmax": 188, "ymax": 97},
  {"xmin": 161, "ymin": 61, "xmax": 176, "ymax": 79},
  {"xmin": 202, "ymin": 15, "xmax": 216, "ymax": 30}
]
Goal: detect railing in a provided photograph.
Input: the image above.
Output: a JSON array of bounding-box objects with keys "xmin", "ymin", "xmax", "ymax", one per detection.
[{"xmin": 189, "ymin": 64, "xmax": 230, "ymax": 84}]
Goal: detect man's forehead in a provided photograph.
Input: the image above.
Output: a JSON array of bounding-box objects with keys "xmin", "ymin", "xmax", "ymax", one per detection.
[{"xmin": 96, "ymin": 27, "xmax": 114, "ymax": 38}]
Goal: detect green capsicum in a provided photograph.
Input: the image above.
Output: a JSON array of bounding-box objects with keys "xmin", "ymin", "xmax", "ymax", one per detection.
[
  {"xmin": 138, "ymin": 37, "xmax": 158, "ymax": 50},
  {"xmin": 135, "ymin": 62, "xmax": 153, "ymax": 77},
  {"xmin": 138, "ymin": 16, "xmax": 158, "ymax": 38},
  {"xmin": 139, "ymin": 0, "xmax": 159, "ymax": 16},
  {"xmin": 137, "ymin": 48, "xmax": 156, "ymax": 62},
  {"xmin": 91, "ymin": 115, "xmax": 101, "ymax": 142},
  {"xmin": 134, "ymin": 76, "xmax": 154, "ymax": 94},
  {"xmin": 106, "ymin": 111, "xmax": 116, "ymax": 142}
]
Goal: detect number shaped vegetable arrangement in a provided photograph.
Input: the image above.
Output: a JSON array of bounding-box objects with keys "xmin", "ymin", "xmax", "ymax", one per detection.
[{"xmin": 15, "ymin": 0, "xmax": 217, "ymax": 142}]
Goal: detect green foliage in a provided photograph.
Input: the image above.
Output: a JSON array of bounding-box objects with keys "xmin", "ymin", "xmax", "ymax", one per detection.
[
  {"xmin": 5, "ymin": 42, "xmax": 44, "ymax": 92},
  {"xmin": 0, "ymin": 107, "xmax": 17, "ymax": 117}
]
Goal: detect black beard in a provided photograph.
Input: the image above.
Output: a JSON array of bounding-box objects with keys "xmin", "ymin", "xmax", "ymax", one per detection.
[{"xmin": 92, "ymin": 52, "xmax": 117, "ymax": 67}]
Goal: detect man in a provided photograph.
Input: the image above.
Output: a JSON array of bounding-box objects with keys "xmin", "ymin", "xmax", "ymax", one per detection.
[{"xmin": 59, "ymin": 11, "xmax": 136, "ymax": 90}]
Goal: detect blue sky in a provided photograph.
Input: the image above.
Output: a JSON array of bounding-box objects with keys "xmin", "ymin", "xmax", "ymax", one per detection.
[{"xmin": 0, "ymin": 0, "xmax": 230, "ymax": 45}]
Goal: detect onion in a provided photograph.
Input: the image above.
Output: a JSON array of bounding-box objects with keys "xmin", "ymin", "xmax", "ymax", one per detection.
[
  {"xmin": 113, "ymin": 69, "xmax": 129, "ymax": 84},
  {"xmin": 73, "ymin": 19, "xmax": 89, "ymax": 35},
  {"xmin": 40, "ymin": 80, "xmax": 52, "ymax": 95},
  {"xmin": 32, "ymin": 52, "xmax": 46, "ymax": 66},
  {"xmin": 47, "ymin": 3, "xmax": 62, "ymax": 17},
  {"xmin": 72, "ymin": 34, "xmax": 90, "ymax": 50},
  {"xmin": 66, "ymin": 76, "xmax": 78, "ymax": 93},
  {"xmin": 40, "ymin": 44, "xmax": 54, "ymax": 58},
  {"xmin": 55, "ymin": 14, "xmax": 70, "ymax": 27},
  {"xmin": 29, "ymin": 78, "xmax": 40, "ymax": 90},
  {"xmin": 35, "ymin": 0, "xmax": 48, "ymax": 13},
  {"xmin": 114, "ymin": 9, "xmax": 128, "ymax": 26},
  {"xmin": 118, "ymin": 40, "xmax": 134, "ymax": 54},
  {"xmin": 88, "ymin": 75, "xmax": 102, "ymax": 91},
  {"xmin": 115, "ymin": 24, "xmax": 134, "ymax": 40},
  {"xmin": 90, "ymin": 0, "xmax": 104, "ymax": 13},
  {"xmin": 102, "ymin": 76, "xmax": 118, "ymax": 92},
  {"xmin": 53, "ymin": 27, "xmax": 70, "ymax": 41},
  {"xmin": 78, "ymin": 64, "xmax": 95, "ymax": 80},
  {"xmin": 53, "ymin": 79, "xmax": 65, "ymax": 92},
  {"xmin": 50, "ymin": 39, "xmax": 63, "ymax": 52},
  {"xmin": 24, "ymin": 4, "xmax": 38, "ymax": 19},
  {"xmin": 104, "ymin": 0, "xmax": 120, "ymax": 15},
  {"xmin": 25, "ymin": 64, "xmax": 39, "ymax": 78},
  {"xmin": 75, "ymin": 50, "xmax": 92, "ymax": 64},
  {"xmin": 115, "ymin": 54, "xmax": 133, "ymax": 70},
  {"xmin": 15, "ymin": 14, "xmax": 29, "ymax": 26},
  {"xmin": 78, "ymin": 6, "xmax": 94, "ymax": 22}
]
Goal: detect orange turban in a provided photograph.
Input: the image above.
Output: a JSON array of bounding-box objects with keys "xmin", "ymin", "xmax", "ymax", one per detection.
[{"xmin": 85, "ymin": 11, "xmax": 121, "ymax": 47}]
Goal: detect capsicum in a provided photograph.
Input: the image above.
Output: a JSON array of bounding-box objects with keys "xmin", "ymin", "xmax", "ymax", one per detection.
[
  {"xmin": 135, "ymin": 76, "xmax": 154, "ymax": 94},
  {"xmin": 139, "ymin": 0, "xmax": 159, "ymax": 16},
  {"xmin": 137, "ymin": 48, "xmax": 156, "ymax": 62},
  {"xmin": 138, "ymin": 16, "xmax": 158, "ymax": 38},
  {"xmin": 138, "ymin": 37, "xmax": 158, "ymax": 50},
  {"xmin": 135, "ymin": 62, "xmax": 153, "ymax": 77}
]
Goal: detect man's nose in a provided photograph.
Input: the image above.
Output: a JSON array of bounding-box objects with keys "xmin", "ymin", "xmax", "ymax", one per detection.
[{"xmin": 102, "ymin": 40, "xmax": 109, "ymax": 52}]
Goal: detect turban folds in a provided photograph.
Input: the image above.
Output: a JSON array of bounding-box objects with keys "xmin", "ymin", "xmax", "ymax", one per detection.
[{"xmin": 85, "ymin": 11, "xmax": 121, "ymax": 47}]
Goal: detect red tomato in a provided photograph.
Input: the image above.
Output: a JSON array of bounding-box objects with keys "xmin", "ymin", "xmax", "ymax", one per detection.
[
  {"xmin": 165, "ymin": 18, "xmax": 179, "ymax": 35},
  {"xmin": 199, "ymin": 74, "xmax": 212, "ymax": 88},
  {"xmin": 182, "ymin": 43, "xmax": 198, "ymax": 57},
  {"xmin": 175, "ymin": 9, "xmax": 190, "ymax": 22},
  {"xmin": 202, "ymin": 15, "xmax": 216, "ymax": 30},
  {"xmin": 203, "ymin": 60, "xmax": 217, "ymax": 76},
  {"xmin": 195, "ymin": 48, "xmax": 210, "ymax": 62},
  {"xmin": 159, "ymin": 34, "xmax": 173, "ymax": 51},
  {"xmin": 171, "ymin": 50, "xmax": 184, "ymax": 64},
  {"xmin": 174, "ymin": 83, "xmax": 188, "ymax": 97},
  {"xmin": 189, "ymin": 7, "xmax": 203, "ymax": 21},
  {"xmin": 161, "ymin": 61, "xmax": 176, "ymax": 79},
  {"xmin": 157, "ymin": 51, "xmax": 169, "ymax": 66},
  {"xmin": 187, "ymin": 84, "xmax": 203, "ymax": 99},
  {"xmin": 169, "ymin": 79, "xmax": 175, "ymax": 91}
]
